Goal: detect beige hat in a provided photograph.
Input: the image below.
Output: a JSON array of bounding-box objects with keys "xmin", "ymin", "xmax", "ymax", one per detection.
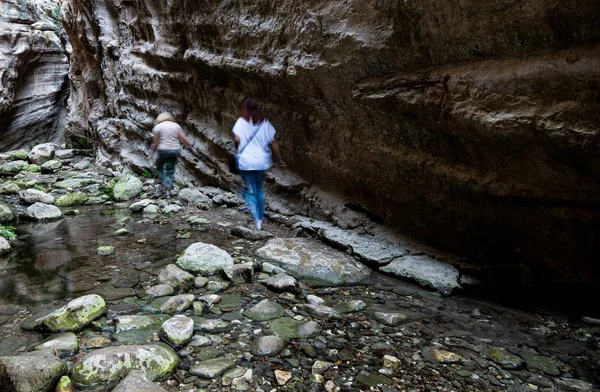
[{"xmin": 155, "ymin": 112, "xmax": 175, "ymax": 124}]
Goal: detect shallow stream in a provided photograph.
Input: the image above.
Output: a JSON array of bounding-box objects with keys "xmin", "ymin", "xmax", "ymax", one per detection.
[{"xmin": 0, "ymin": 203, "xmax": 598, "ymax": 391}]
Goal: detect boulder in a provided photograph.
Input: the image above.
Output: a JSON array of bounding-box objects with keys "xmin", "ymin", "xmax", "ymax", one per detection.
[
  {"xmin": 113, "ymin": 174, "xmax": 143, "ymax": 201},
  {"xmin": 256, "ymin": 238, "xmax": 371, "ymax": 286},
  {"xmin": 380, "ymin": 255, "xmax": 461, "ymax": 296},
  {"xmin": 70, "ymin": 344, "xmax": 179, "ymax": 388},
  {"xmin": 25, "ymin": 202, "xmax": 63, "ymax": 221},
  {"xmin": 28, "ymin": 143, "xmax": 56, "ymax": 165},
  {"xmin": 19, "ymin": 189, "xmax": 56, "ymax": 205},
  {"xmin": 22, "ymin": 294, "xmax": 106, "ymax": 332},
  {"xmin": 176, "ymin": 242, "xmax": 234, "ymax": 275},
  {"xmin": 0, "ymin": 350, "xmax": 67, "ymax": 392}
]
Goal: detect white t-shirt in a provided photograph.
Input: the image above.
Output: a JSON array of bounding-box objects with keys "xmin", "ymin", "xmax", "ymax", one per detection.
[
  {"xmin": 233, "ymin": 118, "xmax": 276, "ymax": 171},
  {"xmin": 152, "ymin": 121, "xmax": 183, "ymax": 150}
]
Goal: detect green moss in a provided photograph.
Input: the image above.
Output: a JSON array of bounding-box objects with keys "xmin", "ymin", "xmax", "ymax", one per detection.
[
  {"xmin": 10, "ymin": 181, "xmax": 27, "ymax": 189},
  {"xmin": 72, "ymin": 344, "xmax": 179, "ymax": 387},
  {"xmin": 23, "ymin": 164, "xmax": 40, "ymax": 173},
  {"xmin": 8, "ymin": 150, "xmax": 28, "ymax": 161},
  {"xmin": 56, "ymin": 192, "xmax": 89, "ymax": 207},
  {"xmin": 41, "ymin": 295, "xmax": 107, "ymax": 332},
  {"xmin": 56, "ymin": 376, "xmax": 72, "ymax": 392}
]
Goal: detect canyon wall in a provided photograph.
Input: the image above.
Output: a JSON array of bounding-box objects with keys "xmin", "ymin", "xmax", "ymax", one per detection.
[
  {"xmin": 0, "ymin": 0, "xmax": 70, "ymax": 150},
  {"xmin": 62, "ymin": 0, "xmax": 600, "ymax": 288}
]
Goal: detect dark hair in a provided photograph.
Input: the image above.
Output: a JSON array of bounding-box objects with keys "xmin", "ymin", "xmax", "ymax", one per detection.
[{"xmin": 241, "ymin": 97, "xmax": 265, "ymax": 124}]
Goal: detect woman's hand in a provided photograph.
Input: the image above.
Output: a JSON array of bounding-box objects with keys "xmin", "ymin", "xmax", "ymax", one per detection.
[{"xmin": 278, "ymin": 157, "xmax": 286, "ymax": 167}]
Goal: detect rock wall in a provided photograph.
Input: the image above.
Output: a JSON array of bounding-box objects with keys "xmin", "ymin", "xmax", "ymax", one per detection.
[
  {"xmin": 0, "ymin": 0, "xmax": 70, "ymax": 150},
  {"xmin": 62, "ymin": 0, "xmax": 600, "ymax": 288}
]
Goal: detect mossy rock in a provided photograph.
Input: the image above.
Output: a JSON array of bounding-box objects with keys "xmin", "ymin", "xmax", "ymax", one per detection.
[
  {"xmin": 22, "ymin": 294, "xmax": 107, "ymax": 332},
  {"xmin": 71, "ymin": 343, "xmax": 179, "ymax": 388},
  {"xmin": 7, "ymin": 150, "xmax": 29, "ymax": 161},
  {"xmin": 56, "ymin": 192, "xmax": 89, "ymax": 207},
  {"xmin": 22, "ymin": 164, "xmax": 41, "ymax": 173}
]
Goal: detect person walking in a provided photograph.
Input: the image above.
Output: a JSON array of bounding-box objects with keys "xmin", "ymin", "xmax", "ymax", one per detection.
[
  {"xmin": 147, "ymin": 112, "xmax": 192, "ymax": 199},
  {"xmin": 233, "ymin": 98, "xmax": 285, "ymax": 230}
]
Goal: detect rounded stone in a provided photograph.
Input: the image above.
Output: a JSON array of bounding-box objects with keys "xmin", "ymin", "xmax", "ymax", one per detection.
[
  {"xmin": 176, "ymin": 242, "xmax": 234, "ymax": 275},
  {"xmin": 251, "ymin": 335, "xmax": 286, "ymax": 357},
  {"xmin": 25, "ymin": 202, "xmax": 62, "ymax": 221},
  {"xmin": 243, "ymin": 299, "xmax": 286, "ymax": 321},
  {"xmin": 161, "ymin": 315, "xmax": 194, "ymax": 348},
  {"xmin": 113, "ymin": 174, "xmax": 143, "ymax": 201}
]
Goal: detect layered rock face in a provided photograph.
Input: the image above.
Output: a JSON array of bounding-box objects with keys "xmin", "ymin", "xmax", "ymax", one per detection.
[
  {"xmin": 0, "ymin": 0, "xmax": 70, "ymax": 150},
  {"xmin": 62, "ymin": 0, "xmax": 600, "ymax": 288}
]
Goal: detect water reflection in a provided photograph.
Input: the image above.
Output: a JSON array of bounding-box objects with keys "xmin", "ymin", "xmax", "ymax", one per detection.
[{"xmin": 0, "ymin": 205, "xmax": 201, "ymax": 305}]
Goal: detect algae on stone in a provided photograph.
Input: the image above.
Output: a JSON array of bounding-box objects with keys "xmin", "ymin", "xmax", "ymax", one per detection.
[
  {"xmin": 71, "ymin": 343, "xmax": 179, "ymax": 388},
  {"xmin": 22, "ymin": 294, "xmax": 107, "ymax": 332}
]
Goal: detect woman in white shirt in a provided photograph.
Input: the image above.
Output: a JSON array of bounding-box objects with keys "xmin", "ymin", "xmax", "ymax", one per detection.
[
  {"xmin": 147, "ymin": 112, "xmax": 192, "ymax": 199},
  {"xmin": 233, "ymin": 98, "xmax": 285, "ymax": 230}
]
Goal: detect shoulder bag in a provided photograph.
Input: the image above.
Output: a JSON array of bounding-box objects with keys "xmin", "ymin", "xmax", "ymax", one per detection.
[{"xmin": 229, "ymin": 123, "xmax": 261, "ymax": 174}]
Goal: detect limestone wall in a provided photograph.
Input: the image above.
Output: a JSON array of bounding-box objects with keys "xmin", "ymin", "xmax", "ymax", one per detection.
[
  {"xmin": 61, "ymin": 0, "xmax": 600, "ymax": 287},
  {"xmin": 0, "ymin": 0, "xmax": 70, "ymax": 150}
]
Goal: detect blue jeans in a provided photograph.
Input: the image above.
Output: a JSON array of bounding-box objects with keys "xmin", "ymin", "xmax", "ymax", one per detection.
[
  {"xmin": 240, "ymin": 170, "xmax": 265, "ymax": 223},
  {"xmin": 156, "ymin": 149, "xmax": 180, "ymax": 190}
]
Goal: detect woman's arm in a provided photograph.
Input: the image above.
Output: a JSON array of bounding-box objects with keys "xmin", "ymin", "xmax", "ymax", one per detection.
[
  {"xmin": 178, "ymin": 131, "xmax": 193, "ymax": 150},
  {"xmin": 269, "ymin": 139, "xmax": 286, "ymax": 167},
  {"xmin": 147, "ymin": 132, "xmax": 160, "ymax": 159}
]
